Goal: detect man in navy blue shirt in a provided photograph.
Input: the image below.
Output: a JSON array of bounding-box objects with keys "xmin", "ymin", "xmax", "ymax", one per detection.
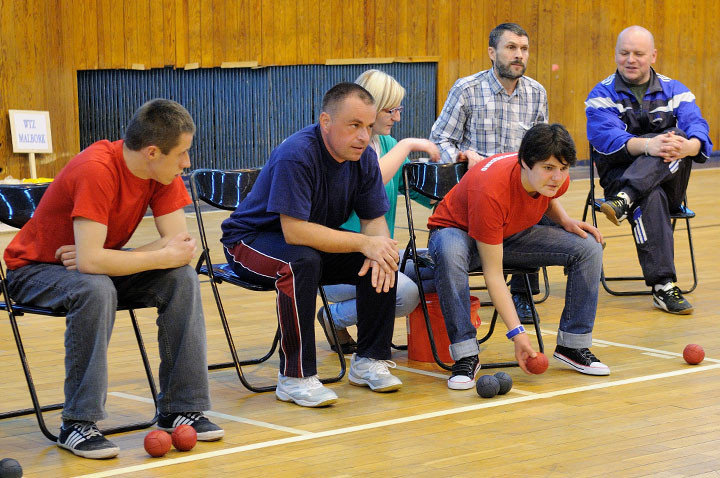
[{"xmin": 221, "ymin": 83, "xmax": 402, "ymax": 407}]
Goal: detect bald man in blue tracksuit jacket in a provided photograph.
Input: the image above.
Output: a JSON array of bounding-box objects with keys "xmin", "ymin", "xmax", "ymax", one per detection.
[{"xmin": 585, "ymin": 25, "xmax": 712, "ymax": 315}]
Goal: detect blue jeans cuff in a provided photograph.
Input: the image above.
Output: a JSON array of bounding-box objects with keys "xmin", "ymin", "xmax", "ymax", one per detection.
[
  {"xmin": 449, "ymin": 338, "xmax": 479, "ymax": 361},
  {"xmin": 556, "ymin": 330, "xmax": 593, "ymax": 348}
]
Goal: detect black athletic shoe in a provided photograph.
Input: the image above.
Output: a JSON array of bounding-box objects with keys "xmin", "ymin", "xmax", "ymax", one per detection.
[
  {"xmin": 157, "ymin": 412, "xmax": 224, "ymax": 441},
  {"xmin": 57, "ymin": 421, "xmax": 120, "ymax": 459},
  {"xmin": 512, "ymin": 293, "xmax": 539, "ymax": 325},
  {"xmin": 653, "ymin": 284, "xmax": 693, "ymax": 315},
  {"xmin": 600, "ymin": 196, "xmax": 629, "ymax": 225},
  {"xmin": 553, "ymin": 346, "xmax": 610, "ymax": 376},
  {"xmin": 447, "ymin": 355, "xmax": 480, "ymax": 390}
]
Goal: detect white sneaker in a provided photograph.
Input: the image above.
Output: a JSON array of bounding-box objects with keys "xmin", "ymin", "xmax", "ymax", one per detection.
[
  {"xmin": 348, "ymin": 354, "xmax": 402, "ymax": 392},
  {"xmin": 275, "ymin": 373, "xmax": 338, "ymax": 407}
]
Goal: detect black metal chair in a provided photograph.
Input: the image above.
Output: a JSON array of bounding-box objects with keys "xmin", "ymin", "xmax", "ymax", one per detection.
[
  {"xmin": 582, "ymin": 150, "xmax": 698, "ymax": 296},
  {"xmin": 0, "ymin": 183, "xmax": 158, "ymax": 442},
  {"xmin": 401, "ymin": 162, "xmax": 544, "ymax": 371},
  {"xmin": 189, "ymin": 168, "xmax": 346, "ymax": 393}
]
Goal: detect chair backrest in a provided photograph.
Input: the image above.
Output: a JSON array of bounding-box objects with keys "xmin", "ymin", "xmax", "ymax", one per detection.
[
  {"xmin": 0, "ymin": 183, "xmax": 50, "ymax": 229},
  {"xmin": 189, "ymin": 168, "xmax": 261, "ymax": 210},
  {"xmin": 403, "ymin": 161, "xmax": 468, "ymax": 201}
]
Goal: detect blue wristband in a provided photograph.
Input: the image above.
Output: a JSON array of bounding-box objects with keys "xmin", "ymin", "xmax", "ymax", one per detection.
[{"xmin": 506, "ymin": 325, "xmax": 526, "ymax": 340}]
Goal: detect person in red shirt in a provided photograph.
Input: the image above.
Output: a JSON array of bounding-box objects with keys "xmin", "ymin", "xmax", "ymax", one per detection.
[
  {"xmin": 4, "ymin": 99, "xmax": 223, "ymax": 459},
  {"xmin": 427, "ymin": 123, "xmax": 610, "ymax": 390}
]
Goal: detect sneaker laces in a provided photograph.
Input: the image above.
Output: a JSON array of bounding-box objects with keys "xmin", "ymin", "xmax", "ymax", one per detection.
[
  {"xmin": 366, "ymin": 359, "xmax": 397, "ymax": 375},
  {"xmin": 298, "ymin": 375, "xmax": 323, "ymax": 390},
  {"xmin": 69, "ymin": 421, "xmax": 103, "ymax": 439},
  {"xmin": 451, "ymin": 356, "xmax": 478, "ymax": 376},
  {"xmin": 577, "ymin": 348, "xmax": 599, "ymax": 364}
]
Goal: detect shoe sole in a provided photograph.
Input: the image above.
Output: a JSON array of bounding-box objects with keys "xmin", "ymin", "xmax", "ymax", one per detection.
[
  {"xmin": 600, "ymin": 202, "xmax": 624, "ymax": 226},
  {"xmin": 653, "ymin": 298, "xmax": 694, "ymax": 315},
  {"xmin": 58, "ymin": 442, "xmax": 120, "ymax": 459},
  {"xmin": 348, "ymin": 377, "xmax": 401, "ymax": 392},
  {"xmin": 553, "ymin": 352, "xmax": 610, "ymax": 376},
  {"xmin": 275, "ymin": 390, "xmax": 337, "ymax": 407},
  {"xmin": 447, "ymin": 378, "xmax": 476, "ymax": 390},
  {"xmin": 156, "ymin": 426, "xmax": 225, "ymax": 441}
]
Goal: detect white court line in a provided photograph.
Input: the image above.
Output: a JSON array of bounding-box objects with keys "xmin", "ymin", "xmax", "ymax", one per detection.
[
  {"xmin": 107, "ymin": 392, "xmax": 310, "ymax": 436},
  {"xmin": 79, "ymin": 363, "xmax": 720, "ymax": 478},
  {"xmin": 643, "ymin": 352, "xmax": 675, "ymax": 359}
]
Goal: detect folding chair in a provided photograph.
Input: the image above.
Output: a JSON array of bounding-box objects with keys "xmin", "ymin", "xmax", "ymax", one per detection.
[
  {"xmin": 189, "ymin": 168, "xmax": 346, "ymax": 393},
  {"xmin": 582, "ymin": 149, "xmax": 698, "ymax": 296},
  {"xmin": 401, "ymin": 162, "xmax": 544, "ymax": 371},
  {"xmin": 0, "ymin": 183, "xmax": 158, "ymax": 442}
]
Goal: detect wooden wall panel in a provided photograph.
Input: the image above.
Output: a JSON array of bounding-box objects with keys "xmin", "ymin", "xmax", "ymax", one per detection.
[{"xmin": 1, "ymin": 0, "xmax": 718, "ymax": 179}]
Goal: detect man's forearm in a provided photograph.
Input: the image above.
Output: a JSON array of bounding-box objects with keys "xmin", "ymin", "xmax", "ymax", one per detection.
[{"xmin": 281, "ymin": 216, "xmax": 369, "ymax": 254}]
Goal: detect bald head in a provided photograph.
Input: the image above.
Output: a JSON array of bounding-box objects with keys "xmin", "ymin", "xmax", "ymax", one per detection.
[
  {"xmin": 616, "ymin": 26, "xmax": 655, "ymax": 50},
  {"xmin": 615, "ymin": 25, "xmax": 657, "ymax": 85}
]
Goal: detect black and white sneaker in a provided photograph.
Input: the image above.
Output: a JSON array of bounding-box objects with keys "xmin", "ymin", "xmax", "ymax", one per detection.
[
  {"xmin": 447, "ymin": 355, "xmax": 480, "ymax": 390},
  {"xmin": 653, "ymin": 283, "xmax": 693, "ymax": 315},
  {"xmin": 157, "ymin": 412, "xmax": 224, "ymax": 441},
  {"xmin": 57, "ymin": 421, "xmax": 120, "ymax": 459},
  {"xmin": 600, "ymin": 195, "xmax": 630, "ymax": 226},
  {"xmin": 553, "ymin": 346, "xmax": 610, "ymax": 376}
]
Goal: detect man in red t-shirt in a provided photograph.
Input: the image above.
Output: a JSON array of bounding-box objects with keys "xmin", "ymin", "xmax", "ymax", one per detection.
[
  {"xmin": 4, "ymin": 99, "xmax": 223, "ymax": 458},
  {"xmin": 427, "ymin": 123, "xmax": 610, "ymax": 390}
]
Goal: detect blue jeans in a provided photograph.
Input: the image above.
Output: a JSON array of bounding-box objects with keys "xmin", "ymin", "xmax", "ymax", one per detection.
[
  {"xmin": 322, "ymin": 254, "xmax": 436, "ymax": 329},
  {"xmin": 428, "ymin": 224, "xmax": 602, "ymax": 360},
  {"xmin": 7, "ymin": 263, "xmax": 211, "ymax": 422}
]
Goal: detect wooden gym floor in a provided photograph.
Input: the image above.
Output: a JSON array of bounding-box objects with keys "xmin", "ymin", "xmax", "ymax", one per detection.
[{"xmin": 1, "ymin": 168, "xmax": 719, "ymax": 477}]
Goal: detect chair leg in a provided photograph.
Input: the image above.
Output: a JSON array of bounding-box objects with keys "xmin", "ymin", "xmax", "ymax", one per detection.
[
  {"xmin": 3, "ymin": 308, "xmax": 58, "ymax": 441},
  {"xmin": 205, "ymin": 275, "xmax": 346, "ymax": 392},
  {"xmin": 533, "ymin": 267, "xmax": 550, "ymax": 304}
]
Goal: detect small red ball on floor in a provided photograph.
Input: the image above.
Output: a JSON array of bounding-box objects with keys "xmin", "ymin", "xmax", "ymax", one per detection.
[
  {"xmin": 144, "ymin": 430, "xmax": 172, "ymax": 457},
  {"xmin": 526, "ymin": 352, "xmax": 549, "ymax": 374},
  {"xmin": 172, "ymin": 424, "xmax": 197, "ymax": 451},
  {"xmin": 683, "ymin": 344, "xmax": 705, "ymax": 365}
]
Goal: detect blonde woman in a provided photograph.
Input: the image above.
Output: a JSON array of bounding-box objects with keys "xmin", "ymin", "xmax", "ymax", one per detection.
[{"xmin": 318, "ymin": 69, "xmax": 439, "ymax": 353}]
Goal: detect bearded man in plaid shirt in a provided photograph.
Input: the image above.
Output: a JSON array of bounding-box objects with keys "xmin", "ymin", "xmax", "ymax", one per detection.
[{"xmin": 429, "ymin": 22, "xmax": 548, "ymax": 323}]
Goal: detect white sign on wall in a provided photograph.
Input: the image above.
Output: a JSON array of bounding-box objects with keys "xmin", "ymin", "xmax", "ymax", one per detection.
[{"xmin": 8, "ymin": 109, "xmax": 53, "ymax": 154}]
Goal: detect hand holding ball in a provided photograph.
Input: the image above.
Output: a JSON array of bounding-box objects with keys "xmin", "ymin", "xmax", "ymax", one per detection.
[
  {"xmin": 683, "ymin": 344, "xmax": 704, "ymax": 365},
  {"xmin": 526, "ymin": 352, "xmax": 548, "ymax": 374},
  {"xmin": 172, "ymin": 424, "xmax": 197, "ymax": 451},
  {"xmin": 144, "ymin": 430, "xmax": 172, "ymax": 457}
]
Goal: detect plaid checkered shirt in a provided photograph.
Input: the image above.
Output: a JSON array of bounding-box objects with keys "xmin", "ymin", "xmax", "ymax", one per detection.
[{"xmin": 430, "ymin": 68, "xmax": 548, "ymax": 163}]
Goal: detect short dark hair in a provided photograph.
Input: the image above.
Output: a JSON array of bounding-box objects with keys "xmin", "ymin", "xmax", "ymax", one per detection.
[
  {"xmin": 518, "ymin": 123, "xmax": 576, "ymax": 168},
  {"xmin": 321, "ymin": 82, "xmax": 374, "ymax": 115},
  {"xmin": 489, "ymin": 23, "xmax": 529, "ymax": 49},
  {"xmin": 124, "ymin": 99, "xmax": 196, "ymax": 154}
]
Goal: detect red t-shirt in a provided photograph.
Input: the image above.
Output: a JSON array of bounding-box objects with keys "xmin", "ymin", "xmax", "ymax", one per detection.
[
  {"xmin": 4, "ymin": 140, "xmax": 191, "ymax": 270},
  {"xmin": 427, "ymin": 153, "xmax": 569, "ymax": 245}
]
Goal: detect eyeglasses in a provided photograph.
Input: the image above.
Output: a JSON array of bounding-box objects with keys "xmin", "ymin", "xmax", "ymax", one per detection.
[{"xmin": 382, "ymin": 106, "xmax": 404, "ymax": 115}]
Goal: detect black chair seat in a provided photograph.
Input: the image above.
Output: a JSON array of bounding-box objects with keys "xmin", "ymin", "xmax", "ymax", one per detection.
[{"xmin": 199, "ymin": 263, "xmax": 273, "ymax": 292}]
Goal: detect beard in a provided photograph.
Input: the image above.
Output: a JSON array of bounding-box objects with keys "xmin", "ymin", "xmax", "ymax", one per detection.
[{"xmin": 495, "ymin": 60, "xmax": 526, "ymax": 80}]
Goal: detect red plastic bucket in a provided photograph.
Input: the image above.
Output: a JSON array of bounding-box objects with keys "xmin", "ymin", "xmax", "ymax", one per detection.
[{"xmin": 407, "ymin": 293, "xmax": 481, "ymax": 363}]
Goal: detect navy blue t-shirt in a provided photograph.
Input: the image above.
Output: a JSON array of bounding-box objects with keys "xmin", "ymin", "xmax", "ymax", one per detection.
[{"xmin": 221, "ymin": 123, "xmax": 389, "ymax": 247}]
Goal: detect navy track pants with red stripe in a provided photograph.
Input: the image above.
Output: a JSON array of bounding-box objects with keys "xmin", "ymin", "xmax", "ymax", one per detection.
[{"xmin": 224, "ymin": 232, "xmax": 396, "ymax": 377}]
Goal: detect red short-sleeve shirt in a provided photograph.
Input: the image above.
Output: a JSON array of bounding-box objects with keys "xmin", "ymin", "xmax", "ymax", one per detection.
[
  {"xmin": 427, "ymin": 153, "xmax": 569, "ymax": 245},
  {"xmin": 4, "ymin": 140, "xmax": 190, "ymax": 270}
]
